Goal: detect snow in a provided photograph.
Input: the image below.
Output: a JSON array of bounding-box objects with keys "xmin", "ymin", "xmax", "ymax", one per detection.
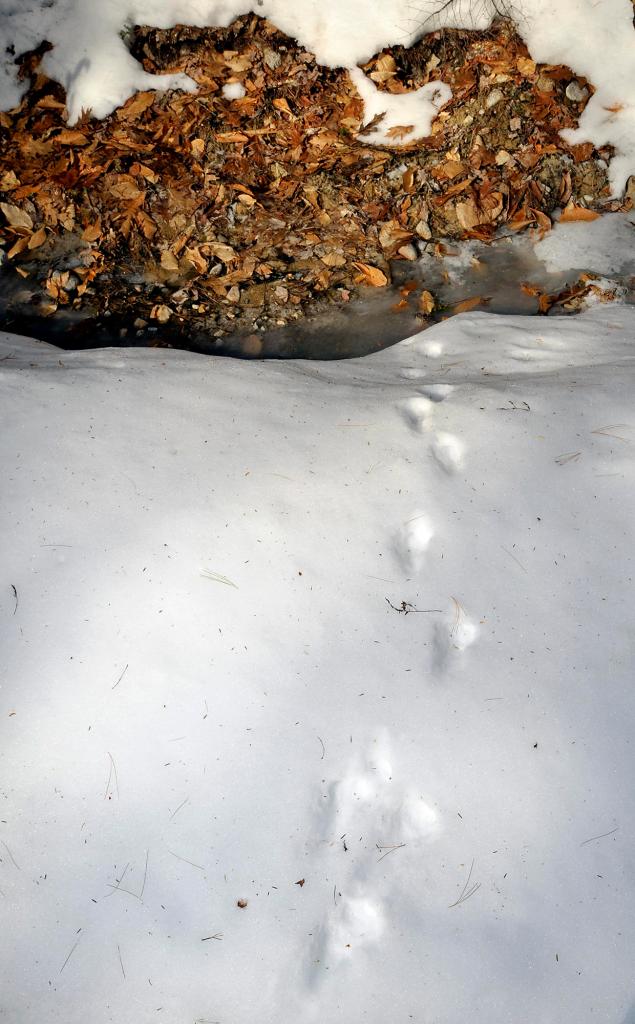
[
  {"xmin": 534, "ymin": 211, "xmax": 635, "ymax": 276},
  {"xmin": 2, "ymin": 305, "xmax": 635, "ymax": 1022},
  {"xmin": 350, "ymin": 67, "xmax": 452, "ymax": 146},
  {"xmin": 221, "ymin": 80, "xmax": 246, "ymax": 100},
  {"xmin": 1, "ymin": 0, "xmax": 634, "ymax": 192}
]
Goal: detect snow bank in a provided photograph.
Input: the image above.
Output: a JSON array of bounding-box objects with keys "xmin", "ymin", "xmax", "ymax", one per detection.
[
  {"xmin": 0, "ymin": 0, "xmax": 634, "ymax": 192},
  {"xmin": 2, "ymin": 306, "xmax": 635, "ymax": 1022},
  {"xmin": 534, "ymin": 211, "xmax": 635, "ymax": 275}
]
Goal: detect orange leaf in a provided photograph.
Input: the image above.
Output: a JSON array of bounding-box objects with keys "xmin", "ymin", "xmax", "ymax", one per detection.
[
  {"xmin": 453, "ymin": 295, "xmax": 489, "ymax": 314},
  {"xmin": 559, "ymin": 205, "xmax": 601, "ymax": 223},
  {"xmin": 55, "ymin": 129, "xmax": 89, "ymax": 146},
  {"xmin": 418, "ymin": 290, "xmax": 436, "ymax": 314},
  {"xmin": 27, "ymin": 226, "xmax": 47, "ymax": 250},
  {"xmin": 352, "ymin": 262, "xmax": 388, "ymax": 287},
  {"xmin": 119, "ymin": 91, "xmax": 156, "ymax": 120}
]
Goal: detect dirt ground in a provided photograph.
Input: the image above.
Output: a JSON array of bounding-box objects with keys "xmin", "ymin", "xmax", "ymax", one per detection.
[{"xmin": 0, "ymin": 15, "xmax": 629, "ymax": 348}]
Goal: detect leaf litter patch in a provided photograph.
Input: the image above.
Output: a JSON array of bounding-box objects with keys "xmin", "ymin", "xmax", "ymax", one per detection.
[{"xmin": 0, "ymin": 14, "xmax": 629, "ymax": 357}]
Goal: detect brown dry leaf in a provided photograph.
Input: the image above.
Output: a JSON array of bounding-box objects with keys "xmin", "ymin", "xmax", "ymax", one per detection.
[
  {"xmin": 321, "ymin": 251, "xmax": 346, "ymax": 267},
  {"xmin": 370, "ymin": 54, "xmax": 397, "ymax": 83},
  {"xmin": 184, "ymin": 246, "xmax": 208, "ymax": 274},
  {"xmin": 273, "ymin": 97, "xmax": 292, "ymax": 115},
  {"xmin": 386, "ymin": 124, "xmax": 414, "ymax": 140},
  {"xmin": 55, "ymin": 129, "xmax": 89, "ymax": 146},
  {"xmin": 216, "ymin": 131, "xmax": 249, "ymax": 143},
  {"xmin": 352, "ymin": 262, "xmax": 388, "ymax": 287},
  {"xmin": 236, "ymin": 898, "xmax": 248, "ymax": 908},
  {"xmin": 418, "ymin": 289, "xmax": 436, "ymax": 314},
  {"xmin": 207, "ymin": 242, "xmax": 237, "ymax": 264},
  {"xmin": 516, "ymin": 56, "xmax": 536, "ymax": 77},
  {"xmin": 129, "ymin": 162, "xmax": 159, "ymax": 184},
  {"xmin": 0, "ymin": 170, "xmax": 20, "ymax": 190},
  {"xmin": 82, "ymin": 222, "xmax": 102, "ymax": 242},
  {"xmin": 191, "ymin": 138, "xmax": 206, "ymax": 159},
  {"xmin": 27, "ymin": 226, "xmax": 47, "ymax": 250},
  {"xmin": 559, "ymin": 205, "xmax": 601, "ymax": 223},
  {"xmin": 136, "ymin": 211, "xmax": 157, "ymax": 239},
  {"xmin": 529, "ymin": 207, "xmax": 552, "ymax": 235},
  {"xmin": 7, "ymin": 236, "xmax": 30, "ymax": 259},
  {"xmin": 160, "ymin": 250, "xmax": 180, "ymax": 272},
  {"xmin": 379, "ymin": 220, "xmax": 413, "ymax": 254},
  {"xmin": 444, "ymin": 159, "xmax": 466, "ymax": 179},
  {"xmin": 1, "ymin": 202, "xmax": 33, "ymax": 233},
  {"xmin": 110, "ymin": 176, "xmax": 145, "ymax": 202},
  {"xmin": 150, "ymin": 304, "xmax": 172, "ymax": 322},
  {"xmin": 119, "ymin": 92, "xmax": 156, "ymax": 120},
  {"xmin": 453, "ymin": 295, "xmax": 489, "ymax": 314},
  {"xmin": 455, "ymin": 198, "xmax": 481, "ymax": 231},
  {"xmin": 224, "ymin": 52, "xmax": 252, "ymax": 72}
]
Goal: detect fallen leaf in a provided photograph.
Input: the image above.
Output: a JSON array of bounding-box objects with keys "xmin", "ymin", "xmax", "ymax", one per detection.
[
  {"xmin": 119, "ymin": 91, "xmax": 156, "ymax": 120},
  {"xmin": 453, "ymin": 295, "xmax": 489, "ymax": 314},
  {"xmin": 559, "ymin": 205, "xmax": 601, "ymax": 223},
  {"xmin": 418, "ymin": 289, "xmax": 436, "ymax": 314},
  {"xmin": 150, "ymin": 304, "xmax": 172, "ymax": 322},
  {"xmin": 386, "ymin": 124, "xmax": 414, "ymax": 140},
  {"xmin": 321, "ymin": 251, "xmax": 346, "ymax": 267},
  {"xmin": 82, "ymin": 222, "xmax": 101, "ymax": 242},
  {"xmin": 516, "ymin": 56, "xmax": 536, "ymax": 77},
  {"xmin": 0, "ymin": 202, "xmax": 33, "ymax": 233},
  {"xmin": 55, "ymin": 129, "xmax": 89, "ymax": 146},
  {"xmin": 27, "ymin": 226, "xmax": 47, "ymax": 250},
  {"xmin": 160, "ymin": 250, "xmax": 180, "ymax": 272},
  {"xmin": 352, "ymin": 262, "xmax": 388, "ymax": 287}
]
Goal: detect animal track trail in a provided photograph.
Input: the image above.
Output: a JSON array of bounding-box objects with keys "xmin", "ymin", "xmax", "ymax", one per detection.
[
  {"xmin": 432, "ymin": 597, "xmax": 479, "ymax": 671},
  {"xmin": 312, "ymin": 735, "xmax": 440, "ymax": 968},
  {"xmin": 430, "ymin": 430, "xmax": 465, "ymax": 474},
  {"xmin": 400, "ymin": 395, "xmax": 434, "ymax": 432},
  {"xmin": 399, "ymin": 381, "xmax": 465, "ymax": 475},
  {"xmin": 419, "ymin": 383, "xmax": 455, "ymax": 403},
  {"xmin": 395, "ymin": 513, "xmax": 434, "ymax": 573}
]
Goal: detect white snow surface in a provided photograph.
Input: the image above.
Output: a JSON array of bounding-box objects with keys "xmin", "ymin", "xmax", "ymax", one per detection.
[
  {"xmin": 534, "ymin": 211, "xmax": 635, "ymax": 276},
  {"xmin": 0, "ymin": 0, "xmax": 634, "ymax": 191},
  {"xmin": 2, "ymin": 307, "xmax": 635, "ymax": 1023}
]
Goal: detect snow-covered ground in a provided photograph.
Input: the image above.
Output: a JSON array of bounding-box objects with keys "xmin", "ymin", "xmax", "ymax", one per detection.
[
  {"xmin": 1, "ymin": 304, "xmax": 635, "ymax": 1023},
  {"xmin": 1, "ymin": 0, "xmax": 635, "ymax": 192}
]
